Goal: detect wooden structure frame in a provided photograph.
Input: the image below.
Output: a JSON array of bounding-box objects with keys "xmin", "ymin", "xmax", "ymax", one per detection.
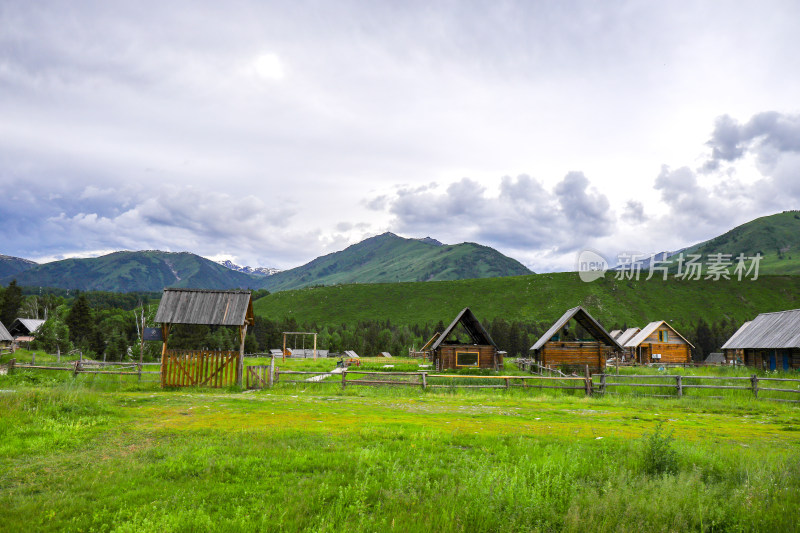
[
  {"xmin": 722, "ymin": 309, "xmax": 800, "ymax": 370},
  {"xmin": 409, "ymin": 332, "xmax": 440, "ymax": 358},
  {"xmin": 623, "ymin": 321, "xmax": 693, "ymax": 364},
  {"xmin": 155, "ymin": 289, "xmax": 255, "ymax": 387},
  {"xmin": 429, "ymin": 308, "xmax": 500, "ymax": 371},
  {"xmin": 530, "ymin": 306, "xmax": 621, "ymax": 372},
  {"xmin": 282, "ymin": 331, "xmax": 317, "ymax": 361}
]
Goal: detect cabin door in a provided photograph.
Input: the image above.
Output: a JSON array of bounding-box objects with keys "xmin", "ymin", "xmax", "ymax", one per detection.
[
  {"xmin": 768, "ymin": 350, "xmax": 777, "ymax": 371},
  {"xmin": 782, "ymin": 350, "xmax": 790, "ymax": 370}
]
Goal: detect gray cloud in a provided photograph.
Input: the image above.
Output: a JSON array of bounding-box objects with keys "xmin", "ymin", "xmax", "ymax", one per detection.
[
  {"xmin": 378, "ymin": 172, "xmax": 616, "ymax": 269},
  {"xmin": 620, "ymin": 200, "xmax": 647, "ymax": 225},
  {"xmin": 703, "ymin": 112, "xmax": 800, "ymax": 172}
]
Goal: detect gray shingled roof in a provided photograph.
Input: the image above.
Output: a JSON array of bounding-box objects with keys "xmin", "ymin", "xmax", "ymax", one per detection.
[
  {"xmin": 155, "ymin": 289, "xmax": 254, "ymax": 326},
  {"xmin": 721, "ymin": 309, "xmax": 800, "ymax": 349},
  {"xmin": 530, "ymin": 306, "xmax": 622, "ymax": 352},
  {"xmin": 9, "ymin": 318, "xmax": 45, "ymax": 337},
  {"xmin": 625, "ymin": 321, "xmax": 694, "ymax": 349},
  {"xmin": 616, "ymin": 327, "xmax": 641, "ymax": 346},
  {"xmin": 720, "ymin": 321, "xmax": 752, "ymax": 350},
  {"xmin": 430, "ymin": 308, "xmax": 496, "ymax": 351},
  {"xmin": 0, "ymin": 321, "xmax": 12, "ymax": 342},
  {"xmin": 704, "ymin": 352, "xmax": 726, "ymax": 364}
]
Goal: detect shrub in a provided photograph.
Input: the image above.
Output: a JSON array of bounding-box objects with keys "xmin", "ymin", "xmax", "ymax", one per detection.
[{"xmin": 641, "ymin": 421, "xmax": 678, "ymax": 476}]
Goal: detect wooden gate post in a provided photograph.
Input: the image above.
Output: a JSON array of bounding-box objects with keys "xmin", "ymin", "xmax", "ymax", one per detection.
[
  {"xmin": 584, "ymin": 365, "xmax": 592, "ymax": 396},
  {"xmin": 676, "ymin": 375, "xmax": 683, "ymax": 398},
  {"xmin": 421, "ymin": 372, "xmax": 427, "ymax": 390},
  {"xmin": 341, "ymin": 368, "xmax": 347, "ymax": 390},
  {"xmin": 268, "ymin": 356, "xmax": 275, "ymax": 388},
  {"xmin": 751, "ymin": 375, "xmax": 759, "ymax": 399},
  {"xmin": 236, "ymin": 324, "xmax": 247, "ymax": 388},
  {"xmin": 599, "ymin": 373, "xmax": 606, "ymax": 395}
]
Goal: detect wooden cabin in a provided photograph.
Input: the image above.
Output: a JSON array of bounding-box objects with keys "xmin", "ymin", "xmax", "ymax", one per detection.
[
  {"xmin": 623, "ymin": 321, "xmax": 693, "ymax": 364},
  {"xmin": 430, "ymin": 308, "xmax": 501, "ymax": 371},
  {"xmin": 530, "ymin": 306, "xmax": 621, "ymax": 372},
  {"xmin": 721, "ymin": 309, "xmax": 800, "ymax": 370}
]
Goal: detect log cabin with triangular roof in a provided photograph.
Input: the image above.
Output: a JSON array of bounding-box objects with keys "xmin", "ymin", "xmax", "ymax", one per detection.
[
  {"xmin": 529, "ymin": 306, "xmax": 621, "ymax": 372},
  {"xmin": 429, "ymin": 308, "xmax": 501, "ymax": 371},
  {"xmin": 623, "ymin": 321, "xmax": 693, "ymax": 364}
]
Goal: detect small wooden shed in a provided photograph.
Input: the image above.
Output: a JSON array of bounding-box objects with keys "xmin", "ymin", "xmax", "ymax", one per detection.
[
  {"xmin": 430, "ymin": 308, "xmax": 500, "ymax": 371},
  {"xmin": 155, "ymin": 289, "xmax": 254, "ymax": 387},
  {"xmin": 530, "ymin": 306, "xmax": 621, "ymax": 372},
  {"xmin": 721, "ymin": 309, "xmax": 800, "ymax": 370},
  {"xmin": 623, "ymin": 321, "xmax": 693, "ymax": 364}
]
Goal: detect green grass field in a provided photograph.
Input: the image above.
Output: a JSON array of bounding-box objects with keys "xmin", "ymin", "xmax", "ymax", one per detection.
[{"xmin": 2, "ymin": 356, "xmax": 800, "ymax": 532}]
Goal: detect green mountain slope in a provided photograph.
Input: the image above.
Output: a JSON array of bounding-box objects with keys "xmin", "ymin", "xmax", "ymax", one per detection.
[
  {"xmin": 1, "ymin": 251, "xmax": 262, "ymax": 292},
  {"xmin": 674, "ymin": 210, "xmax": 800, "ymax": 274},
  {"xmin": 254, "ymin": 272, "xmax": 800, "ymax": 332},
  {"xmin": 261, "ymin": 232, "xmax": 532, "ymax": 292},
  {"xmin": 0, "ymin": 254, "xmax": 37, "ymax": 279}
]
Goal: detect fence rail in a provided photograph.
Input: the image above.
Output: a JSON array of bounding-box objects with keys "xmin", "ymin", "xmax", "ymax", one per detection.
[
  {"xmin": 247, "ymin": 367, "xmax": 588, "ymax": 392},
  {"xmin": 594, "ymin": 373, "xmax": 800, "ymax": 402}
]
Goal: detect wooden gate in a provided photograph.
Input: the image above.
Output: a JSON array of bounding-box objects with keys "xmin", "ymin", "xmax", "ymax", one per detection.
[
  {"xmin": 246, "ymin": 365, "xmax": 272, "ymax": 389},
  {"xmin": 161, "ymin": 349, "xmax": 238, "ymax": 388}
]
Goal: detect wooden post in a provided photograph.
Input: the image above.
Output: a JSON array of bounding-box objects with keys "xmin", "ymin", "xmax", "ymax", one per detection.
[
  {"xmin": 751, "ymin": 375, "xmax": 759, "ymax": 399},
  {"xmin": 8, "ymin": 359, "xmax": 15, "ymax": 372},
  {"xmin": 584, "ymin": 365, "xmax": 592, "ymax": 396},
  {"xmin": 160, "ymin": 324, "xmax": 170, "ymax": 389},
  {"xmin": 421, "ymin": 372, "xmax": 427, "ymax": 390},
  {"xmin": 73, "ymin": 359, "xmax": 82, "ymax": 377},
  {"xmin": 341, "ymin": 368, "xmax": 347, "ymax": 390},
  {"xmin": 282, "ymin": 333, "xmax": 286, "ymax": 362},
  {"xmin": 676, "ymin": 375, "xmax": 683, "ymax": 398},
  {"xmin": 236, "ymin": 324, "xmax": 247, "ymax": 388},
  {"xmin": 505, "ymin": 377, "xmax": 510, "ymax": 389},
  {"xmin": 313, "ymin": 333, "xmax": 317, "ymax": 360},
  {"xmin": 57, "ymin": 346, "xmax": 61, "ymax": 363},
  {"xmin": 599, "ymin": 373, "xmax": 606, "ymax": 395},
  {"xmin": 268, "ymin": 356, "xmax": 275, "ymax": 388}
]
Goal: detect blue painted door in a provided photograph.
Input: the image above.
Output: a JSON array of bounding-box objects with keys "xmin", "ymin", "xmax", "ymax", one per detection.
[
  {"xmin": 769, "ymin": 351, "xmax": 776, "ymax": 371},
  {"xmin": 783, "ymin": 350, "xmax": 790, "ymax": 371}
]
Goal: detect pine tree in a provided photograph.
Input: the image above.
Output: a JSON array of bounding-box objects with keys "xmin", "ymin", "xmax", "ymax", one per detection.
[
  {"xmin": 0, "ymin": 280, "xmax": 23, "ymax": 326},
  {"xmin": 66, "ymin": 294, "xmax": 94, "ymax": 347}
]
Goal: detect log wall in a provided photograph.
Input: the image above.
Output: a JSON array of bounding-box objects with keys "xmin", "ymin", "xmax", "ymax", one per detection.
[
  {"xmin": 538, "ymin": 341, "xmax": 606, "ymax": 372},
  {"xmin": 743, "ymin": 348, "xmax": 800, "ymax": 370},
  {"xmin": 638, "ymin": 343, "xmax": 691, "ymax": 364},
  {"xmin": 434, "ymin": 345, "xmax": 499, "ymax": 371}
]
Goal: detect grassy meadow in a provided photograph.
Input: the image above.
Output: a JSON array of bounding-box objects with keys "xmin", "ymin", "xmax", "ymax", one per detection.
[{"xmin": 2, "ymin": 355, "xmax": 800, "ymax": 532}]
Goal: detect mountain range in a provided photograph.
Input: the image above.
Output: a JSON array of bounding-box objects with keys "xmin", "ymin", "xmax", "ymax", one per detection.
[
  {"xmin": 0, "ymin": 233, "xmax": 531, "ymax": 292},
  {"xmin": 2, "ymin": 212, "xmax": 799, "ymax": 292}
]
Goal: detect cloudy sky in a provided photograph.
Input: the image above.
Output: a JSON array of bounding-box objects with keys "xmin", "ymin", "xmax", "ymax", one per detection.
[{"xmin": 2, "ymin": 1, "xmax": 799, "ymax": 271}]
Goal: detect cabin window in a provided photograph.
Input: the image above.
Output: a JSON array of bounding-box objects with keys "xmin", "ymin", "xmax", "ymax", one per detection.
[
  {"xmin": 659, "ymin": 330, "xmax": 669, "ymax": 342},
  {"xmin": 456, "ymin": 351, "xmax": 479, "ymax": 367}
]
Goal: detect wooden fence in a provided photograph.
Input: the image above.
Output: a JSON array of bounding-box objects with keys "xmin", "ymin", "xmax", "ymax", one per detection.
[
  {"xmin": 248, "ymin": 367, "xmax": 588, "ymax": 393},
  {"xmin": 594, "ymin": 374, "xmax": 800, "ymax": 402},
  {"xmin": 161, "ymin": 349, "xmax": 238, "ymax": 388},
  {"xmin": 10, "ymin": 359, "xmax": 161, "ymax": 381}
]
